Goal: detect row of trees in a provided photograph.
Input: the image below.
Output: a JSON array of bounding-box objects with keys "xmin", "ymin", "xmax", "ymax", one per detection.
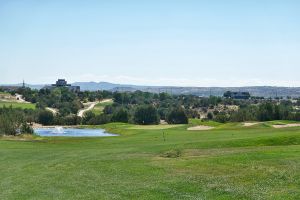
[
  {"xmin": 2, "ymin": 87, "xmax": 300, "ymax": 136},
  {"xmin": 212, "ymin": 101, "xmax": 300, "ymax": 123},
  {"xmin": 82, "ymin": 105, "xmax": 188, "ymax": 125}
]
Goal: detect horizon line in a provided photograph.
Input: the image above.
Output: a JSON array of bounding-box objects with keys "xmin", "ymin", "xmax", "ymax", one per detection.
[{"xmin": 1, "ymin": 81, "xmax": 300, "ymax": 88}]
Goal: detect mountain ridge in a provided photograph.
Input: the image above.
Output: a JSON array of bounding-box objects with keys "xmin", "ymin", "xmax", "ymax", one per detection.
[{"xmin": 1, "ymin": 82, "xmax": 300, "ymax": 97}]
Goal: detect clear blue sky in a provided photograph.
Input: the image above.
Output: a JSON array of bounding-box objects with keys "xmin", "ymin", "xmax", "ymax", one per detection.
[{"xmin": 1, "ymin": 0, "xmax": 300, "ymax": 86}]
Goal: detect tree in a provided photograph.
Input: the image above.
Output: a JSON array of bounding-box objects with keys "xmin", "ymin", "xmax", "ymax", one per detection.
[
  {"xmin": 215, "ymin": 112, "xmax": 230, "ymax": 123},
  {"xmin": 223, "ymin": 91, "xmax": 232, "ymax": 98},
  {"xmin": 166, "ymin": 107, "xmax": 188, "ymax": 124},
  {"xmin": 82, "ymin": 111, "xmax": 96, "ymax": 124},
  {"xmin": 207, "ymin": 112, "xmax": 214, "ymax": 120},
  {"xmin": 0, "ymin": 107, "xmax": 25, "ymax": 135},
  {"xmin": 112, "ymin": 108, "xmax": 129, "ymax": 123},
  {"xmin": 134, "ymin": 105, "xmax": 159, "ymax": 125},
  {"xmin": 38, "ymin": 110, "xmax": 54, "ymax": 125},
  {"xmin": 257, "ymin": 102, "xmax": 274, "ymax": 121}
]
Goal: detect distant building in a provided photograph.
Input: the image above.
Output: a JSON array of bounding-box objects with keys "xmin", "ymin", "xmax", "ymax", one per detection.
[
  {"xmin": 224, "ymin": 91, "xmax": 250, "ymax": 99},
  {"xmin": 44, "ymin": 79, "xmax": 80, "ymax": 92}
]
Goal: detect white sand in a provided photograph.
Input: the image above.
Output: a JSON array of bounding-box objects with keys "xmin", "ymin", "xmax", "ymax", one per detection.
[
  {"xmin": 243, "ymin": 122, "xmax": 259, "ymax": 127},
  {"xmin": 187, "ymin": 125, "xmax": 214, "ymax": 131},
  {"xmin": 273, "ymin": 124, "xmax": 300, "ymax": 128}
]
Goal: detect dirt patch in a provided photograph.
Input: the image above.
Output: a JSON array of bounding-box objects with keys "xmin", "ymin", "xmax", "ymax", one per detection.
[
  {"xmin": 273, "ymin": 124, "xmax": 300, "ymax": 128},
  {"xmin": 243, "ymin": 122, "xmax": 259, "ymax": 127},
  {"xmin": 187, "ymin": 125, "xmax": 214, "ymax": 131},
  {"xmin": 161, "ymin": 149, "xmax": 182, "ymax": 158}
]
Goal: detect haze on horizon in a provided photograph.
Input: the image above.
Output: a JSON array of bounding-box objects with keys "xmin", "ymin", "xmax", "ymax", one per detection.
[{"xmin": 1, "ymin": 0, "xmax": 300, "ymax": 87}]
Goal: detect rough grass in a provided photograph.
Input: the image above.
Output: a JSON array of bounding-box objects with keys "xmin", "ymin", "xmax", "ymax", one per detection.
[
  {"xmin": 0, "ymin": 101, "xmax": 36, "ymax": 109},
  {"xmin": 0, "ymin": 122, "xmax": 300, "ymax": 199},
  {"xmin": 0, "ymin": 92, "xmax": 10, "ymax": 95}
]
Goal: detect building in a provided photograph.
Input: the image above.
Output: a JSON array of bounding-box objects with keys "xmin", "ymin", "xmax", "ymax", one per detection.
[
  {"xmin": 224, "ymin": 91, "xmax": 251, "ymax": 99},
  {"xmin": 44, "ymin": 79, "xmax": 80, "ymax": 92}
]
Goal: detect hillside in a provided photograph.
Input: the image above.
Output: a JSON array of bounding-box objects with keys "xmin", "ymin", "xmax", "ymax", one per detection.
[{"xmin": 73, "ymin": 83, "xmax": 300, "ymax": 97}]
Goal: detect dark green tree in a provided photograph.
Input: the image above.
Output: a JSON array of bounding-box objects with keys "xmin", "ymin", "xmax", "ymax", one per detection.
[
  {"xmin": 207, "ymin": 112, "xmax": 214, "ymax": 120},
  {"xmin": 38, "ymin": 110, "xmax": 54, "ymax": 125},
  {"xmin": 112, "ymin": 108, "xmax": 129, "ymax": 123},
  {"xmin": 134, "ymin": 105, "xmax": 159, "ymax": 125},
  {"xmin": 166, "ymin": 107, "xmax": 188, "ymax": 124}
]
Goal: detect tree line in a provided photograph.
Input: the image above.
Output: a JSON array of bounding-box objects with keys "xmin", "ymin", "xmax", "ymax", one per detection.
[{"xmin": 1, "ymin": 87, "xmax": 300, "ymax": 135}]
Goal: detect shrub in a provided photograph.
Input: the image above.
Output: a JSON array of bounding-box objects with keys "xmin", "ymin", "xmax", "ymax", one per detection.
[
  {"xmin": 38, "ymin": 110, "xmax": 54, "ymax": 125},
  {"xmin": 166, "ymin": 107, "xmax": 188, "ymax": 124},
  {"xmin": 215, "ymin": 112, "xmax": 230, "ymax": 123},
  {"xmin": 207, "ymin": 112, "xmax": 214, "ymax": 120},
  {"xmin": 0, "ymin": 107, "xmax": 25, "ymax": 135},
  {"xmin": 20, "ymin": 122, "xmax": 34, "ymax": 134},
  {"xmin": 134, "ymin": 105, "xmax": 159, "ymax": 125},
  {"xmin": 112, "ymin": 108, "xmax": 129, "ymax": 123},
  {"xmin": 82, "ymin": 111, "xmax": 96, "ymax": 124}
]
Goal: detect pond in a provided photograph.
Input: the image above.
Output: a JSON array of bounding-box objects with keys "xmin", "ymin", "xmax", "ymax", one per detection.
[{"xmin": 34, "ymin": 127, "xmax": 118, "ymax": 137}]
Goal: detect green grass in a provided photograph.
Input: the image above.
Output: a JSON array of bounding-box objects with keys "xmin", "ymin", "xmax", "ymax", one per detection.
[
  {"xmin": 1, "ymin": 122, "xmax": 300, "ymax": 199},
  {"xmin": 127, "ymin": 124, "xmax": 184, "ymax": 130},
  {"xmin": 0, "ymin": 101, "xmax": 36, "ymax": 109},
  {"xmin": 92, "ymin": 100, "xmax": 113, "ymax": 115}
]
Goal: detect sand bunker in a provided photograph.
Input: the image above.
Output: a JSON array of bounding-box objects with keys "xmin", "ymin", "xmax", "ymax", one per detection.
[
  {"xmin": 243, "ymin": 122, "xmax": 259, "ymax": 127},
  {"xmin": 273, "ymin": 124, "xmax": 300, "ymax": 128},
  {"xmin": 187, "ymin": 125, "xmax": 214, "ymax": 131}
]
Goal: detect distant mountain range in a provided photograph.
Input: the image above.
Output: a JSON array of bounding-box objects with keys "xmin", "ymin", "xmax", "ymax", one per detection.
[{"xmin": 2, "ymin": 82, "xmax": 300, "ymax": 98}]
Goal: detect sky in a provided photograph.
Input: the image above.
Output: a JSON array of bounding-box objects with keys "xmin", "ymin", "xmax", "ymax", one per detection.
[{"xmin": 1, "ymin": 0, "xmax": 300, "ymax": 86}]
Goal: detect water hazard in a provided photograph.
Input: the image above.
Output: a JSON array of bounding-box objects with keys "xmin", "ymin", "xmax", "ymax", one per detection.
[{"xmin": 34, "ymin": 127, "xmax": 118, "ymax": 137}]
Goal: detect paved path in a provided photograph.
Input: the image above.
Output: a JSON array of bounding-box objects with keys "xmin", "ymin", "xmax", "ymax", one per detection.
[
  {"xmin": 77, "ymin": 99, "xmax": 112, "ymax": 117},
  {"xmin": 46, "ymin": 107, "xmax": 58, "ymax": 115},
  {"xmin": 77, "ymin": 102, "xmax": 97, "ymax": 117}
]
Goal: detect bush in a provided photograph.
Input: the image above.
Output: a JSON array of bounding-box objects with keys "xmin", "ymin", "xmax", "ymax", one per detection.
[
  {"xmin": 64, "ymin": 115, "xmax": 82, "ymax": 125},
  {"xmin": 166, "ymin": 107, "xmax": 188, "ymax": 124},
  {"xmin": 38, "ymin": 110, "xmax": 54, "ymax": 125},
  {"xmin": 0, "ymin": 107, "xmax": 25, "ymax": 135},
  {"xmin": 20, "ymin": 122, "xmax": 34, "ymax": 134},
  {"xmin": 82, "ymin": 111, "xmax": 96, "ymax": 124},
  {"xmin": 134, "ymin": 105, "xmax": 159, "ymax": 125},
  {"xmin": 207, "ymin": 112, "xmax": 213, "ymax": 120},
  {"xmin": 215, "ymin": 112, "xmax": 230, "ymax": 123},
  {"xmin": 112, "ymin": 108, "xmax": 129, "ymax": 123},
  {"xmin": 88, "ymin": 114, "xmax": 111, "ymax": 125}
]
